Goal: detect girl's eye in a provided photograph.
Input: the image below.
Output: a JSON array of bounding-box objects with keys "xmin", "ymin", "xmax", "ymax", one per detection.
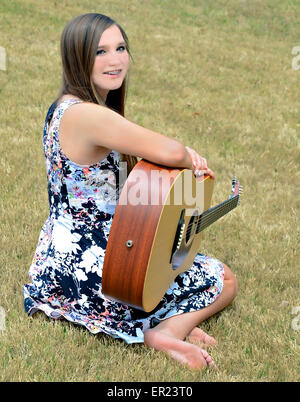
[
  {"xmin": 117, "ymin": 45, "xmax": 126, "ymax": 52},
  {"xmin": 96, "ymin": 49, "xmax": 105, "ymax": 56}
]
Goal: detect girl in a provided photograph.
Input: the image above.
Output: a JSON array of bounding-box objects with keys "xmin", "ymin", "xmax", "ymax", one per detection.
[{"xmin": 23, "ymin": 13, "xmax": 238, "ymax": 371}]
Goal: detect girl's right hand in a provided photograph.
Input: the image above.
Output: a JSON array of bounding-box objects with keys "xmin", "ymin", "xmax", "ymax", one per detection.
[{"xmin": 185, "ymin": 146, "xmax": 215, "ymax": 180}]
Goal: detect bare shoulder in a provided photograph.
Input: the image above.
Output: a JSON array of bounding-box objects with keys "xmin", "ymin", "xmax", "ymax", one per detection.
[
  {"xmin": 61, "ymin": 99, "xmax": 118, "ymax": 125},
  {"xmin": 59, "ymin": 98, "xmax": 112, "ymax": 141},
  {"xmin": 56, "ymin": 94, "xmax": 82, "ymax": 107}
]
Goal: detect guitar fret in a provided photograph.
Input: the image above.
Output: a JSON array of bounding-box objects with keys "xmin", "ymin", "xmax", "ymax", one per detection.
[
  {"xmin": 196, "ymin": 196, "xmax": 239, "ymax": 234},
  {"xmin": 199, "ymin": 206, "xmax": 234, "ymax": 232},
  {"xmin": 185, "ymin": 199, "xmax": 233, "ymax": 232}
]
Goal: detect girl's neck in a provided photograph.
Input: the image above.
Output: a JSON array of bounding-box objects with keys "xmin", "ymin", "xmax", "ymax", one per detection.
[{"xmin": 96, "ymin": 87, "xmax": 109, "ymax": 103}]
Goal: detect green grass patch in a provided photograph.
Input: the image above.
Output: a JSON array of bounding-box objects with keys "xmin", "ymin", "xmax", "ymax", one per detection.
[{"xmin": 0, "ymin": 0, "xmax": 299, "ymax": 382}]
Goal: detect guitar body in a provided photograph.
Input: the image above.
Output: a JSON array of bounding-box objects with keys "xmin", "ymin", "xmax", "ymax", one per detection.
[{"xmin": 102, "ymin": 159, "xmax": 214, "ymax": 312}]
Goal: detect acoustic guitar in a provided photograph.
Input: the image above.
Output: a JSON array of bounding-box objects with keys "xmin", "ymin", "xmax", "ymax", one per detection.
[{"xmin": 102, "ymin": 159, "xmax": 241, "ymax": 312}]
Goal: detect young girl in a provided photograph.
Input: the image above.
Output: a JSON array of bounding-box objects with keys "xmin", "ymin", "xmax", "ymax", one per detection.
[{"xmin": 23, "ymin": 13, "xmax": 238, "ymax": 370}]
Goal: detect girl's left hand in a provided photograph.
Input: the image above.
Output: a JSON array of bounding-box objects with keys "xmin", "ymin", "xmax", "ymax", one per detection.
[{"xmin": 185, "ymin": 146, "xmax": 215, "ymax": 180}]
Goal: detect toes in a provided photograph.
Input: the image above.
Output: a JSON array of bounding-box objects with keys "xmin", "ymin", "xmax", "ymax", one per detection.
[
  {"xmin": 200, "ymin": 348, "xmax": 218, "ymax": 370},
  {"xmin": 201, "ymin": 331, "xmax": 218, "ymax": 346},
  {"xmin": 187, "ymin": 328, "xmax": 218, "ymax": 347}
]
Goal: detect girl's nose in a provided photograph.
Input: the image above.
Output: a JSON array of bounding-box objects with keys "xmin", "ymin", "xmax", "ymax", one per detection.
[{"xmin": 106, "ymin": 51, "xmax": 122, "ymax": 65}]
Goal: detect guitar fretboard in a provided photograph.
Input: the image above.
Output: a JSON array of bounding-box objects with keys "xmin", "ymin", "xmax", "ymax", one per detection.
[{"xmin": 196, "ymin": 195, "xmax": 239, "ymax": 234}]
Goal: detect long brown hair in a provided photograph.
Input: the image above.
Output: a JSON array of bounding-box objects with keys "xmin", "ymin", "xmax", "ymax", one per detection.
[{"xmin": 58, "ymin": 13, "xmax": 137, "ymax": 174}]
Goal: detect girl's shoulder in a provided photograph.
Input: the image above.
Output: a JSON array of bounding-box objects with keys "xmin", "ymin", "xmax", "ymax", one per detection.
[{"xmin": 56, "ymin": 94, "xmax": 82, "ymax": 108}]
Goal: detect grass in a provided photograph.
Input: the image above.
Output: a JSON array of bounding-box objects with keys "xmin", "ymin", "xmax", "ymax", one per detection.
[{"xmin": 0, "ymin": 0, "xmax": 299, "ymax": 382}]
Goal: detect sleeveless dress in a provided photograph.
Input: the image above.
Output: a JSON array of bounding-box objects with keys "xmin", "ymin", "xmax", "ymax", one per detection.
[{"xmin": 23, "ymin": 98, "xmax": 225, "ymax": 344}]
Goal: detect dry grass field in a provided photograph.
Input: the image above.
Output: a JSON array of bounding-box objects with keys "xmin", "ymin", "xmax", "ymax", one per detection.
[{"xmin": 0, "ymin": 0, "xmax": 299, "ymax": 382}]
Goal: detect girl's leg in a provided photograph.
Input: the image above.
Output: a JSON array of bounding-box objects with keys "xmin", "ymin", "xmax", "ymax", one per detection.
[
  {"xmin": 144, "ymin": 263, "xmax": 238, "ymax": 370},
  {"xmin": 186, "ymin": 263, "xmax": 238, "ymax": 344}
]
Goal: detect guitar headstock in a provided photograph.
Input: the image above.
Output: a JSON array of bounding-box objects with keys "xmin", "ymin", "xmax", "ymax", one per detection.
[{"xmin": 230, "ymin": 177, "xmax": 243, "ymax": 204}]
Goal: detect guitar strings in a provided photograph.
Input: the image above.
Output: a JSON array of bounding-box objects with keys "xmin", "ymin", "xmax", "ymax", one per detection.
[
  {"xmin": 196, "ymin": 198, "xmax": 239, "ymax": 232},
  {"xmin": 187, "ymin": 197, "xmax": 238, "ymax": 230},
  {"xmin": 159, "ymin": 198, "xmax": 240, "ymax": 251},
  {"xmin": 196, "ymin": 202, "xmax": 238, "ymax": 233},
  {"xmin": 185, "ymin": 201, "xmax": 237, "ymax": 236},
  {"xmin": 161, "ymin": 196, "xmax": 240, "ymax": 251},
  {"xmin": 184, "ymin": 196, "xmax": 239, "ymax": 236}
]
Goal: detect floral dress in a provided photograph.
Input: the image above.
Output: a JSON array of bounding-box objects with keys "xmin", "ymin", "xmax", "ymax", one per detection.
[{"xmin": 23, "ymin": 98, "xmax": 225, "ymax": 344}]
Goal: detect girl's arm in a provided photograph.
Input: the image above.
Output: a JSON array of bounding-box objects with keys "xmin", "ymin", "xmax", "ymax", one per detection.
[{"xmin": 60, "ymin": 102, "xmax": 211, "ymax": 175}]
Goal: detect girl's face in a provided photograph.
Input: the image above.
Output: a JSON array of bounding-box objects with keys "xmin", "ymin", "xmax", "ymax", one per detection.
[{"xmin": 91, "ymin": 24, "xmax": 130, "ymax": 101}]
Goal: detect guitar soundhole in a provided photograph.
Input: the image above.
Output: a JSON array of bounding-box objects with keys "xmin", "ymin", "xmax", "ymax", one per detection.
[{"xmin": 185, "ymin": 213, "xmax": 198, "ymax": 244}]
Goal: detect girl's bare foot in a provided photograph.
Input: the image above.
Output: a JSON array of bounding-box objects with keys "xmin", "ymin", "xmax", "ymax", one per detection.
[
  {"xmin": 144, "ymin": 328, "xmax": 217, "ymax": 371},
  {"xmin": 186, "ymin": 327, "xmax": 218, "ymax": 347}
]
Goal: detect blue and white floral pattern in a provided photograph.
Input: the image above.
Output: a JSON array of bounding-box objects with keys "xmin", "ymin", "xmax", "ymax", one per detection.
[{"xmin": 23, "ymin": 98, "xmax": 224, "ymax": 344}]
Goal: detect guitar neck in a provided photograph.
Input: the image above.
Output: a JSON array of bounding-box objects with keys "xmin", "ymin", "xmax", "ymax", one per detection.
[{"xmin": 196, "ymin": 195, "xmax": 239, "ymax": 234}]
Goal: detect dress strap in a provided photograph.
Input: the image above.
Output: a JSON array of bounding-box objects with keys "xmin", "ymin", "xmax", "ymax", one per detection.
[
  {"xmin": 43, "ymin": 100, "xmax": 57, "ymax": 141},
  {"xmin": 43, "ymin": 98, "xmax": 83, "ymax": 141}
]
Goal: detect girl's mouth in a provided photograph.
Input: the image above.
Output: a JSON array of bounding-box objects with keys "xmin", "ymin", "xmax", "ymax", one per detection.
[{"xmin": 103, "ymin": 70, "xmax": 122, "ymax": 77}]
